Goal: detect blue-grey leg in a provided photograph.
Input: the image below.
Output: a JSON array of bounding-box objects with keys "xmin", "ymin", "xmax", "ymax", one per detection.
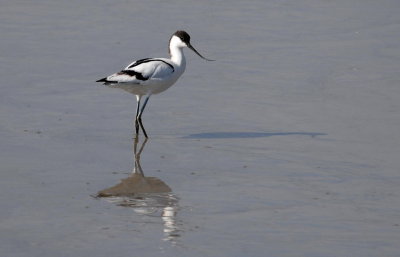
[
  {"xmin": 135, "ymin": 95, "xmax": 141, "ymax": 137},
  {"xmin": 138, "ymin": 95, "xmax": 151, "ymax": 138}
]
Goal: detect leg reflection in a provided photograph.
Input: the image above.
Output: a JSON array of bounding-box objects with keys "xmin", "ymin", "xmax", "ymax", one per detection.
[{"xmin": 97, "ymin": 137, "xmax": 181, "ymax": 244}]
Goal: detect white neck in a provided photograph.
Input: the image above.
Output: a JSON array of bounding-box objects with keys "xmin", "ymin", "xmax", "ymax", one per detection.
[
  {"xmin": 169, "ymin": 36, "xmax": 186, "ymax": 68},
  {"xmin": 170, "ymin": 47, "xmax": 186, "ymax": 67}
]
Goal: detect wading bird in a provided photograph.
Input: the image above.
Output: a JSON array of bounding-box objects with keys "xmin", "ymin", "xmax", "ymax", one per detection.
[{"xmin": 96, "ymin": 30, "xmax": 214, "ymax": 138}]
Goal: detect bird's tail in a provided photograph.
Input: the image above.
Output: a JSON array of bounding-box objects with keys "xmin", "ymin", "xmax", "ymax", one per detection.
[
  {"xmin": 96, "ymin": 77, "xmax": 108, "ymax": 83},
  {"xmin": 96, "ymin": 77, "xmax": 118, "ymax": 85}
]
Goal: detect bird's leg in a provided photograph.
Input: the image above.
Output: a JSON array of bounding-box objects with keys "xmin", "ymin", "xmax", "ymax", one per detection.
[
  {"xmin": 138, "ymin": 95, "xmax": 151, "ymax": 138},
  {"xmin": 134, "ymin": 95, "xmax": 141, "ymax": 138}
]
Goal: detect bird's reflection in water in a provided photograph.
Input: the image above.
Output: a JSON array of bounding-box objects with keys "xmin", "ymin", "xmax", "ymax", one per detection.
[{"xmin": 97, "ymin": 138, "xmax": 181, "ymax": 243}]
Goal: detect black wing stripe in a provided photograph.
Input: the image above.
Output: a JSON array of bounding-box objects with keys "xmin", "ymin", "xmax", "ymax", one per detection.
[
  {"xmin": 127, "ymin": 58, "xmax": 175, "ymax": 72},
  {"xmin": 127, "ymin": 58, "xmax": 152, "ymax": 68},
  {"xmin": 119, "ymin": 70, "xmax": 148, "ymax": 81}
]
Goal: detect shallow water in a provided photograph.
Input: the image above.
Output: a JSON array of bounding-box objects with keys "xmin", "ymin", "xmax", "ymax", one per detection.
[{"xmin": 1, "ymin": 0, "xmax": 400, "ymax": 256}]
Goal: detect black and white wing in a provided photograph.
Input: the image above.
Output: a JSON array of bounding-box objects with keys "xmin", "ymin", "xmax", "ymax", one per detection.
[{"xmin": 96, "ymin": 58, "xmax": 175, "ymax": 85}]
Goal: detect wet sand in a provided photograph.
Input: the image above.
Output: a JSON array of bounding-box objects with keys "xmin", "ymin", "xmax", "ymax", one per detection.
[{"xmin": 1, "ymin": 0, "xmax": 400, "ymax": 256}]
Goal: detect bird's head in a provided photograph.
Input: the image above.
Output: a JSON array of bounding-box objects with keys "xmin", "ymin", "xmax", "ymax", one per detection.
[{"xmin": 169, "ymin": 30, "xmax": 215, "ymax": 61}]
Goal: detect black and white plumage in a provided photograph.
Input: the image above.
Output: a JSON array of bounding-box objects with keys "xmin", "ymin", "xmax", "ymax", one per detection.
[{"xmin": 96, "ymin": 30, "xmax": 214, "ymax": 138}]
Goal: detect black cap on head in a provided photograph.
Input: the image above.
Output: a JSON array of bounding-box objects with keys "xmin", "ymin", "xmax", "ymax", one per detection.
[{"xmin": 174, "ymin": 30, "xmax": 191, "ymax": 44}]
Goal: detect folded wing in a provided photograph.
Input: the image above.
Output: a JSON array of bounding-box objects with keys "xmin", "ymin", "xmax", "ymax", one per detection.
[{"xmin": 96, "ymin": 58, "xmax": 175, "ymax": 85}]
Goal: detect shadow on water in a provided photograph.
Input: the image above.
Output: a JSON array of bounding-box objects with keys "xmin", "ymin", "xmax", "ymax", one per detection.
[
  {"xmin": 184, "ymin": 131, "xmax": 326, "ymax": 139},
  {"xmin": 97, "ymin": 137, "xmax": 181, "ymax": 244}
]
